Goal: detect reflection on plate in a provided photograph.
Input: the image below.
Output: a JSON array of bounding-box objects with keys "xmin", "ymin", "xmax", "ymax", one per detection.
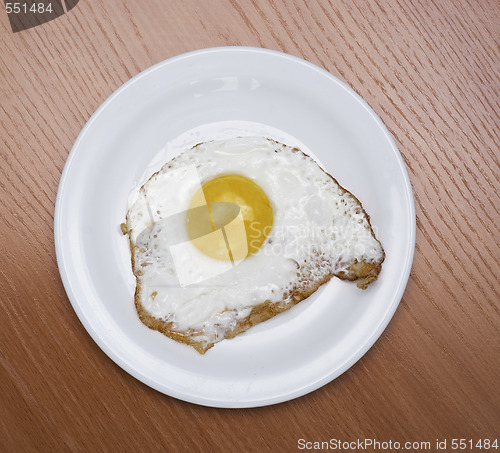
[{"xmin": 55, "ymin": 47, "xmax": 415, "ymax": 408}]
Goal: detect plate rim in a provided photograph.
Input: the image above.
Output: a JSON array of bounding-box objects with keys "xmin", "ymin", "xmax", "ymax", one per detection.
[{"xmin": 54, "ymin": 46, "xmax": 416, "ymax": 408}]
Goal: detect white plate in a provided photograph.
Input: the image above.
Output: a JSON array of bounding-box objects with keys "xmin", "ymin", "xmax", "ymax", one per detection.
[{"xmin": 55, "ymin": 47, "xmax": 415, "ymax": 408}]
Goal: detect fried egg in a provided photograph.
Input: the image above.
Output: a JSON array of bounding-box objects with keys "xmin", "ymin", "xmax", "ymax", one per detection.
[{"xmin": 124, "ymin": 137, "xmax": 384, "ymax": 353}]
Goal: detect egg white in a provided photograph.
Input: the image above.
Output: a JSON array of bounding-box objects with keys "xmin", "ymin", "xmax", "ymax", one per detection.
[{"xmin": 126, "ymin": 137, "xmax": 383, "ymax": 346}]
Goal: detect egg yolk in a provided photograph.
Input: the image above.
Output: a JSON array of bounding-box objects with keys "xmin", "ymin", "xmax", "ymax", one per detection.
[{"xmin": 186, "ymin": 175, "xmax": 273, "ymax": 261}]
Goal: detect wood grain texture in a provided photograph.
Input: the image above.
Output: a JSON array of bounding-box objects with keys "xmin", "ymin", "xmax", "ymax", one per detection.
[{"xmin": 0, "ymin": 0, "xmax": 499, "ymax": 451}]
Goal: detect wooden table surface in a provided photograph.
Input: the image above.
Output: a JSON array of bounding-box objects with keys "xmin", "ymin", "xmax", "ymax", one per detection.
[{"xmin": 1, "ymin": 0, "xmax": 499, "ymax": 451}]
